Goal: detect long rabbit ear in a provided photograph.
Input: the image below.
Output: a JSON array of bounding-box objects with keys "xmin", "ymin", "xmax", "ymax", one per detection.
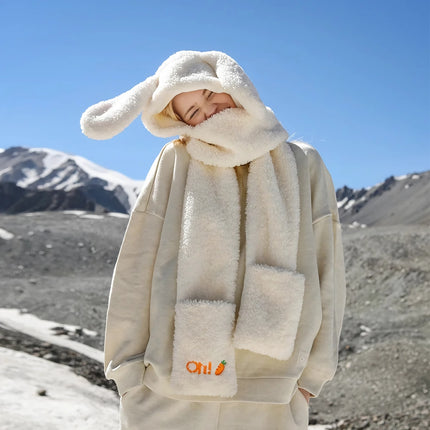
[{"xmin": 80, "ymin": 76, "xmax": 158, "ymax": 140}]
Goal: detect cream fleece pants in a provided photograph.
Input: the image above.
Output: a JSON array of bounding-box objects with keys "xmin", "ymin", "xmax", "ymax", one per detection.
[{"xmin": 119, "ymin": 385, "xmax": 309, "ymax": 430}]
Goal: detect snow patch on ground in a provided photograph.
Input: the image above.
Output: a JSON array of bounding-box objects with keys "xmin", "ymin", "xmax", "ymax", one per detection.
[
  {"xmin": 348, "ymin": 221, "xmax": 367, "ymax": 229},
  {"xmin": 0, "ymin": 228, "xmax": 14, "ymax": 240},
  {"xmin": 79, "ymin": 214, "xmax": 105, "ymax": 220},
  {"xmin": 23, "ymin": 212, "xmax": 43, "ymax": 216},
  {"xmin": 0, "ymin": 347, "xmax": 119, "ymax": 430},
  {"xmin": 62, "ymin": 210, "xmax": 87, "ymax": 216},
  {"xmin": 360, "ymin": 324, "xmax": 372, "ymax": 336},
  {"xmin": 108, "ymin": 212, "xmax": 129, "ymax": 219},
  {"xmin": 0, "ymin": 309, "xmax": 102, "ymax": 363},
  {"xmin": 62, "ymin": 211, "xmax": 125, "ymax": 220}
]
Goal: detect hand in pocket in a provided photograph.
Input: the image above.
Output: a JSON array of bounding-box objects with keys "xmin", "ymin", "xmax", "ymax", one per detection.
[{"xmin": 298, "ymin": 387, "xmax": 311, "ymax": 404}]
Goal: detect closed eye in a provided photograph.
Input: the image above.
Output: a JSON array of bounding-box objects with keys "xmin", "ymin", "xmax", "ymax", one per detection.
[{"xmin": 189, "ymin": 108, "xmax": 199, "ymax": 120}]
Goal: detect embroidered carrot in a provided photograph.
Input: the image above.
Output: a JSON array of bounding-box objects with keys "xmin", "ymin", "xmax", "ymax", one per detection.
[{"xmin": 215, "ymin": 360, "xmax": 226, "ymax": 376}]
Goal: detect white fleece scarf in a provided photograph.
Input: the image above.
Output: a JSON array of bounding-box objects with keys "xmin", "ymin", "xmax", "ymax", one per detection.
[
  {"xmin": 170, "ymin": 107, "xmax": 305, "ymax": 397},
  {"xmin": 80, "ymin": 50, "xmax": 306, "ymax": 398}
]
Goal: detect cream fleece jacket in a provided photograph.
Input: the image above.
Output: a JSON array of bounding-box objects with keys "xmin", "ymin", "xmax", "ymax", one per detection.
[{"xmin": 104, "ymin": 139, "xmax": 346, "ymax": 404}]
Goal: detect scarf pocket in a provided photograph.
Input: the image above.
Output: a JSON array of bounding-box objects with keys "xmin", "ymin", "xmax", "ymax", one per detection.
[
  {"xmin": 234, "ymin": 264, "xmax": 305, "ymax": 361},
  {"xmin": 171, "ymin": 300, "xmax": 237, "ymax": 397}
]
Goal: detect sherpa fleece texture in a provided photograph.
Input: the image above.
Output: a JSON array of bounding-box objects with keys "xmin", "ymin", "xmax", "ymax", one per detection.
[
  {"xmin": 234, "ymin": 264, "xmax": 305, "ymax": 360},
  {"xmin": 171, "ymin": 300, "xmax": 237, "ymax": 397},
  {"xmin": 172, "ymin": 136, "xmax": 303, "ymax": 394},
  {"xmin": 103, "ymin": 140, "xmax": 346, "ymax": 403}
]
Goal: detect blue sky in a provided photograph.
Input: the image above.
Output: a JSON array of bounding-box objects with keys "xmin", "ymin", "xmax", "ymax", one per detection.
[{"xmin": 1, "ymin": 0, "xmax": 429, "ymax": 189}]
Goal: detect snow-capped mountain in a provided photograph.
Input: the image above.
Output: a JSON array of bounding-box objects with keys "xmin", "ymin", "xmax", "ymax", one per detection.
[
  {"xmin": 337, "ymin": 171, "xmax": 430, "ymax": 227},
  {"xmin": 0, "ymin": 147, "xmax": 143, "ymax": 213}
]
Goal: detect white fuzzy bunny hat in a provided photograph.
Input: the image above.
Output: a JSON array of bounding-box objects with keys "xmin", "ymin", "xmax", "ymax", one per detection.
[{"xmin": 80, "ymin": 50, "xmax": 275, "ymax": 141}]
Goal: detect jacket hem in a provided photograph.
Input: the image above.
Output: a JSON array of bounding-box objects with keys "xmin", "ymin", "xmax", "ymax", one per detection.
[{"xmin": 143, "ymin": 365, "xmax": 298, "ymax": 404}]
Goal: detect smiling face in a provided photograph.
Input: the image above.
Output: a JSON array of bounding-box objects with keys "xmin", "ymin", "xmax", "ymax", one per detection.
[{"xmin": 171, "ymin": 89, "xmax": 236, "ymax": 126}]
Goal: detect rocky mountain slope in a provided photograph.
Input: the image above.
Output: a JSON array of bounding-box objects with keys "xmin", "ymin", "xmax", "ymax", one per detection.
[
  {"xmin": 0, "ymin": 181, "xmax": 127, "ymax": 214},
  {"xmin": 337, "ymin": 170, "xmax": 430, "ymax": 226},
  {"xmin": 0, "ymin": 147, "xmax": 143, "ymax": 213}
]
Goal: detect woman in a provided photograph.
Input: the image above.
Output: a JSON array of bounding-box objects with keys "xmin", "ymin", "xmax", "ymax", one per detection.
[{"xmin": 81, "ymin": 50, "xmax": 346, "ymax": 430}]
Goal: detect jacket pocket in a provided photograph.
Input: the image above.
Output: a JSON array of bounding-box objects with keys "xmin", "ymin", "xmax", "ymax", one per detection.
[
  {"xmin": 234, "ymin": 264, "xmax": 305, "ymax": 361},
  {"xmin": 170, "ymin": 299, "xmax": 237, "ymax": 397}
]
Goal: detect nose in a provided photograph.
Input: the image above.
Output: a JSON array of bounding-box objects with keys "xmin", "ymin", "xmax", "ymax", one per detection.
[{"xmin": 204, "ymin": 103, "xmax": 217, "ymax": 120}]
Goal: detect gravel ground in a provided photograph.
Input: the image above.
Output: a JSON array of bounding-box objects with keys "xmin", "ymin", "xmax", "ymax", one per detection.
[{"xmin": 1, "ymin": 212, "xmax": 429, "ymax": 429}]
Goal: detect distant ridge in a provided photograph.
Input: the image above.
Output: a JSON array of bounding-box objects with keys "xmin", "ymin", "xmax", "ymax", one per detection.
[
  {"xmin": 337, "ymin": 171, "xmax": 430, "ymax": 227},
  {"xmin": 0, "ymin": 147, "xmax": 143, "ymax": 214},
  {"xmin": 1, "ymin": 146, "xmax": 428, "ymax": 224},
  {"xmin": 0, "ymin": 182, "xmax": 127, "ymax": 214}
]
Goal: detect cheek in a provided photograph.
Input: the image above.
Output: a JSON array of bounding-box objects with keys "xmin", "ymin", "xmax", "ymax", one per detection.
[{"xmin": 188, "ymin": 113, "xmax": 205, "ymax": 126}]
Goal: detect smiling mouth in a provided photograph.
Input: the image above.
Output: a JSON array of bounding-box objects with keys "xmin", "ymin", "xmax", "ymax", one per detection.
[{"xmin": 206, "ymin": 107, "xmax": 223, "ymax": 120}]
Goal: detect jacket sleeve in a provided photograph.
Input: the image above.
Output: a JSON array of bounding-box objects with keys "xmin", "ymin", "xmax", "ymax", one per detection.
[
  {"xmin": 104, "ymin": 144, "xmax": 172, "ymax": 396},
  {"xmin": 297, "ymin": 143, "xmax": 346, "ymax": 397}
]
